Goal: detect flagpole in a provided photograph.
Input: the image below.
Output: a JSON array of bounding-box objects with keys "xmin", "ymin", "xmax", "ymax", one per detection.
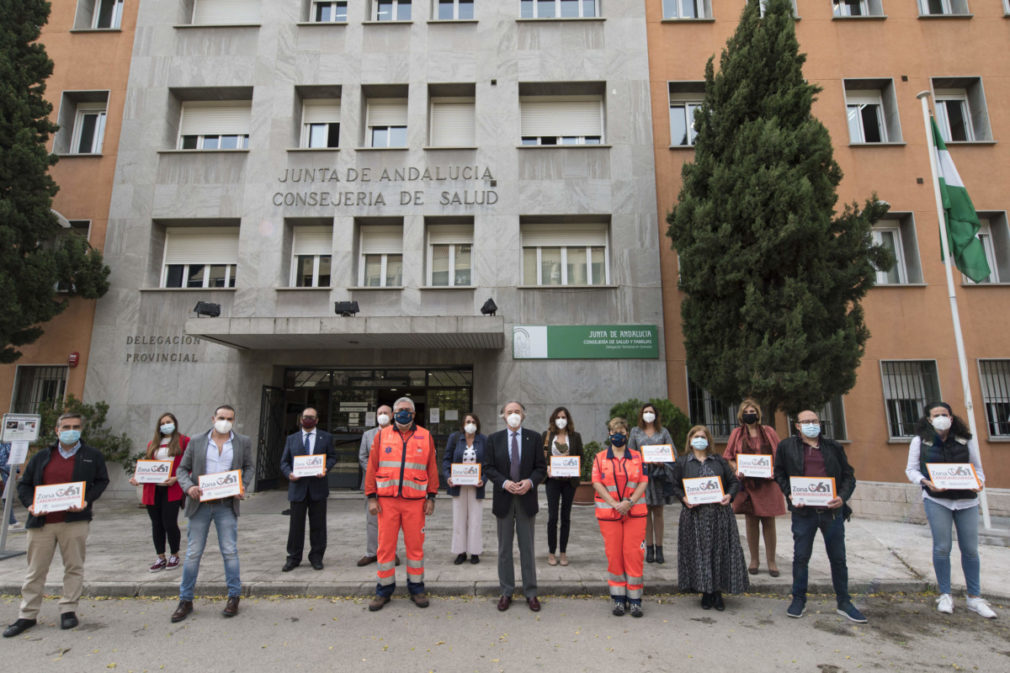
[{"xmin": 917, "ymin": 91, "xmax": 992, "ymax": 530}]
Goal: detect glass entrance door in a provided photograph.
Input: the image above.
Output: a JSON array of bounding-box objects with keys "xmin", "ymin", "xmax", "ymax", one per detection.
[{"xmin": 281, "ymin": 367, "xmax": 473, "ymax": 489}]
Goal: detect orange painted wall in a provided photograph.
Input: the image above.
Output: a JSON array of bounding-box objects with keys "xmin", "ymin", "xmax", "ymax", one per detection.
[
  {"xmin": 0, "ymin": 2, "xmax": 137, "ymax": 414},
  {"xmin": 646, "ymin": 1, "xmax": 1010, "ymax": 486}
]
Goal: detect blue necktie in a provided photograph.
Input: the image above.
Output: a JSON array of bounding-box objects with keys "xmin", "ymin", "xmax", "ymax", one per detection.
[{"xmin": 304, "ymin": 432, "xmax": 312, "ymax": 455}]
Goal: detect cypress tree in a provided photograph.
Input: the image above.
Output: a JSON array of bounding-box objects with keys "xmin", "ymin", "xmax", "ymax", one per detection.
[
  {"xmin": 0, "ymin": 0, "xmax": 109, "ymax": 364},
  {"xmin": 667, "ymin": 0, "xmax": 892, "ymax": 416}
]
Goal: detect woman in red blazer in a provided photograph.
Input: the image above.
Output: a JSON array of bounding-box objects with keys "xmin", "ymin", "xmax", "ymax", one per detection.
[{"xmin": 130, "ymin": 412, "xmax": 189, "ymax": 572}]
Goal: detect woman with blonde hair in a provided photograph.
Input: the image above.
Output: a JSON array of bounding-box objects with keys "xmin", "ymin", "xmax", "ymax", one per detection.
[
  {"xmin": 592, "ymin": 417, "xmax": 648, "ymax": 617},
  {"xmin": 723, "ymin": 398, "xmax": 785, "ymax": 576},
  {"xmin": 129, "ymin": 412, "xmax": 190, "ymax": 572},
  {"xmin": 674, "ymin": 425, "xmax": 748, "ymax": 610}
]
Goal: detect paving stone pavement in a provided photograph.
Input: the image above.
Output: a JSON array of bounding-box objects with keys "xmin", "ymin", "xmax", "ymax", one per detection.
[{"xmin": 1, "ymin": 490, "xmax": 1008, "ymax": 600}]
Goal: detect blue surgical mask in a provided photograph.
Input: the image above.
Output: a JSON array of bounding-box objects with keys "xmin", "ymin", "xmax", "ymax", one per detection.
[
  {"xmin": 59, "ymin": 429, "xmax": 81, "ymax": 445},
  {"xmin": 610, "ymin": 433, "xmax": 627, "ymax": 447},
  {"xmin": 800, "ymin": 423, "xmax": 821, "ymax": 439},
  {"xmin": 160, "ymin": 423, "xmax": 176, "ymax": 436},
  {"xmin": 690, "ymin": 437, "xmax": 709, "ymax": 451},
  {"xmin": 394, "ymin": 409, "xmax": 414, "ymax": 425}
]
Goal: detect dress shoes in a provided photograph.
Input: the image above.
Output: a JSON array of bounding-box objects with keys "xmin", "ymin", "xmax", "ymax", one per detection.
[
  {"xmin": 222, "ymin": 596, "xmax": 240, "ymax": 618},
  {"xmin": 497, "ymin": 595, "xmax": 512, "ymax": 611},
  {"xmin": 282, "ymin": 560, "xmax": 300, "ymax": 572},
  {"xmin": 701, "ymin": 593, "xmax": 713, "ymax": 610},
  {"xmin": 454, "ymin": 553, "xmax": 467, "ymax": 565},
  {"xmin": 311, "ymin": 561, "xmax": 324, "ymax": 571},
  {"xmin": 527, "ymin": 597, "xmax": 541, "ymax": 612},
  {"xmin": 470, "ymin": 554, "xmax": 480, "ymax": 564},
  {"xmin": 368, "ymin": 595, "xmax": 390, "ymax": 612},
  {"xmin": 713, "ymin": 592, "xmax": 725, "ymax": 611},
  {"xmin": 170, "ymin": 600, "xmax": 193, "ymax": 623},
  {"xmin": 60, "ymin": 612, "xmax": 79, "ymax": 630},
  {"xmin": 357, "ymin": 555, "xmax": 377, "ymax": 567},
  {"xmin": 3, "ymin": 618, "xmax": 36, "ymax": 637},
  {"xmin": 410, "ymin": 592, "xmax": 430, "ymax": 608}
]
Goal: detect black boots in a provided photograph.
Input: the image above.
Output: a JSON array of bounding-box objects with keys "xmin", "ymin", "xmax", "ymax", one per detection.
[
  {"xmin": 654, "ymin": 546, "xmax": 665, "ymax": 564},
  {"xmin": 646, "ymin": 545, "xmax": 655, "ymax": 563}
]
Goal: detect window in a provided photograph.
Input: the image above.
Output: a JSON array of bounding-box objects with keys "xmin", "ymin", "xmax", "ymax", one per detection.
[
  {"xmin": 55, "ymin": 91, "xmax": 109, "ymax": 155},
  {"xmin": 687, "ymin": 374, "xmax": 737, "ymax": 440},
  {"xmin": 520, "ymin": 90, "xmax": 604, "ymax": 145},
  {"xmin": 844, "ymin": 79, "xmax": 901, "ymax": 144},
  {"xmin": 74, "ymin": 0, "xmax": 124, "ymax": 29},
  {"xmin": 291, "ymin": 226, "xmax": 333, "ymax": 287},
  {"xmin": 178, "ymin": 100, "xmax": 251, "ymax": 150},
  {"xmin": 358, "ymin": 223, "xmax": 403, "ymax": 287},
  {"xmin": 979, "ymin": 360, "xmax": 1010, "ymax": 438},
  {"xmin": 932, "ymin": 78, "xmax": 992, "ymax": 142},
  {"xmin": 880, "ymin": 361, "xmax": 940, "ymax": 439},
  {"xmin": 966, "ymin": 213, "xmax": 1010, "ymax": 284},
  {"xmin": 192, "ymin": 0, "xmax": 260, "ymax": 24},
  {"xmin": 11, "ymin": 366, "xmax": 68, "ymax": 414},
  {"xmin": 521, "ymin": 222, "xmax": 609, "ymax": 286},
  {"xmin": 662, "ymin": 0, "xmax": 711, "ymax": 19},
  {"xmin": 520, "ymin": 0, "xmax": 598, "ymax": 17},
  {"xmin": 373, "ymin": 0, "xmax": 412, "ymax": 20},
  {"xmin": 162, "ymin": 227, "xmax": 239, "ymax": 288},
  {"xmin": 832, "ymin": 0, "xmax": 884, "ymax": 16},
  {"xmin": 758, "ymin": 0, "xmax": 799, "ymax": 16},
  {"xmin": 68, "ymin": 220, "xmax": 92, "ymax": 242},
  {"xmin": 429, "ymin": 88, "xmax": 475, "ymax": 147},
  {"xmin": 669, "ymin": 83, "xmax": 704, "ymax": 147},
  {"xmin": 426, "ymin": 222, "xmax": 473, "ymax": 286},
  {"xmin": 312, "ymin": 0, "xmax": 348, "ymax": 21},
  {"xmin": 918, "ymin": 0, "xmax": 970, "ymax": 15},
  {"xmin": 871, "ymin": 214, "xmax": 924, "ymax": 285},
  {"xmin": 435, "ymin": 0, "xmax": 474, "ymax": 19},
  {"xmin": 365, "ymin": 96, "xmax": 408, "ymax": 148},
  {"xmin": 301, "ymin": 98, "xmax": 340, "ymax": 148}
]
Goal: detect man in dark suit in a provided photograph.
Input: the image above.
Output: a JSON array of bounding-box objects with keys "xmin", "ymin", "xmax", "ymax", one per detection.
[
  {"xmin": 280, "ymin": 407, "xmax": 337, "ymax": 572},
  {"xmin": 484, "ymin": 400, "xmax": 547, "ymax": 612},
  {"xmin": 171, "ymin": 404, "xmax": 253, "ymax": 623}
]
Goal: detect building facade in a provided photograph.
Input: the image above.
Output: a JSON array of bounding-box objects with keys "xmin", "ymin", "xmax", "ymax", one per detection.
[
  {"xmin": 1, "ymin": 1, "xmax": 136, "ymax": 419},
  {"xmin": 647, "ymin": 0, "xmax": 1010, "ymax": 488},
  {"xmin": 84, "ymin": 0, "xmax": 667, "ymax": 492}
]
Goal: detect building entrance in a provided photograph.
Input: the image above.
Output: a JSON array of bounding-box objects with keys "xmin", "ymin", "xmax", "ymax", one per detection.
[{"xmin": 256, "ymin": 367, "xmax": 473, "ymax": 491}]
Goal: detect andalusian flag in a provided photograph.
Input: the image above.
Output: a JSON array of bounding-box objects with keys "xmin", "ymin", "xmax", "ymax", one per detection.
[{"xmin": 932, "ymin": 118, "xmax": 991, "ymax": 283}]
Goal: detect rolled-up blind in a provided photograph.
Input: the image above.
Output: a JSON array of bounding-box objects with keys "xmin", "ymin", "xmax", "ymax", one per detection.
[
  {"xmin": 179, "ymin": 101, "xmax": 251, "ymax": 136},
  {"xmin": 164, "ymin": 227, "xmax": 239, "ymax": 264},
  {"xmin": 520, "ymin": 96, "xmax": 602, "ymax": 137},
  {"xmin": 521, "ymin": 223, "xmax": 607, "ymax": 247},
  {"xmin": 360, "ymin": 224, "xmax": 403, "ymax": 254},
  {"xmin": 193, "ymin": 0, "xmax": 260, "ymax": 24},
  {"xmin": 292, "ymin": 226, "xmax": 333, "ymax": 255},
  {"xmin": 302, "ymin": 99, "xmax": 341, "ymax": 124},
  {"xmin": 367, "ymin": 98, "xmax": 407, "ymax": 126},
  {"xmin": 430, "ymin": 98, "xmax": 475, "ymax": 146}
]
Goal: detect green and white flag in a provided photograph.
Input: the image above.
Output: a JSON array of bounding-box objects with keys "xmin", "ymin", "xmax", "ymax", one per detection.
[{"xmin": 931, "ymin": 117, "xmax": 991, "ymax": 283}]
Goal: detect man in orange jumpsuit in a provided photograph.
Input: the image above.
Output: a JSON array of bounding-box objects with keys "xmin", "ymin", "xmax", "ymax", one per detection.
[{"xmin": 365, "ymin": 397, "xmax": 439, "ymax": 611}]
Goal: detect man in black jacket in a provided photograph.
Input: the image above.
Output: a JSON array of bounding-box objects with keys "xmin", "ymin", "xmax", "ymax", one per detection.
[
  {"xmin": 774, "ymin": 410, "xmax": 866, "ymax": 624},
  {"xmin": 4, "ymin": 413, "xmax": 109, "ymax": 637}
]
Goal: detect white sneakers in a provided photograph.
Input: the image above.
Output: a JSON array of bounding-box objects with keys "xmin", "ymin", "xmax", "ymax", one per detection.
[
  {"xmin": 936, "ymin": 594, "xmax": 953, "ymax": 614},
  {"xmin": 966, "ymin": 596, "xmax": 998, "ymax": 619}
]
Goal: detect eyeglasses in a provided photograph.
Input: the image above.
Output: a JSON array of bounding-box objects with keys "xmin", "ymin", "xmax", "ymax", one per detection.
[{"xmin": 797, "ymin": 419, "xmax": 819, "ymax": 424}]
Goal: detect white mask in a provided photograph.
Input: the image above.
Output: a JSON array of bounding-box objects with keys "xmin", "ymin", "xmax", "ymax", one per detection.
[
  {"xmin": 377, "ymin": 414, "xmax": 390, "ymax": 427},
  {"xmin": 464, "ymin": 423, "xmax": 477, "ymax": 435},
  {"xmin": 690, "ymin": 437, "xmax": 708, "ymax": 451},
  {"xmin": 930, "ymin": 416, "xmax": 952, "ymax": 432},
  {"xmin": 555, "ymin": 417, "xmax": 568, "ymax": 430},
  {"xmin": 506, "ymin": 413, "xmax": 522, "ymax": 429},
  {"xmin": 214, "ymin": 420, "xmax": 233, "ymax": 435},
  {"xmin": 642, "ymin": 412, "xmax": 656, "ymax": 424}
]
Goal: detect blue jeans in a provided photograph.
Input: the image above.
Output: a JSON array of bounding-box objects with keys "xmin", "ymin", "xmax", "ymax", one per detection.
[
  {"xmin": 179, "ymin": 501, "xmax": 241, "ymax": 600},
  {"xmin": 790, "ymin": 509, "xmax": 850, "ymax": 606},
  {"xmin": 923, "ymin": 499, "xmax": 980, "ymax": 596}
]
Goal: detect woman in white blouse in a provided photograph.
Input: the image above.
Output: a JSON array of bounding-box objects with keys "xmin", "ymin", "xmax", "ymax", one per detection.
[{"xmin": 905, "ymin": 401, "xmax": 996, "ymax": 618}]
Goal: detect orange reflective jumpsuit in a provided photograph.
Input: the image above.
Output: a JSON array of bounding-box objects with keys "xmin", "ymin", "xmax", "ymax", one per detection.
[{"xmin": 593, "ymin": 447, "xmax": 648, "ymax": 604}]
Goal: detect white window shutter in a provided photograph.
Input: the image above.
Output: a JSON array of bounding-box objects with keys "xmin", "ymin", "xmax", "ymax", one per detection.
[
  {"xmin": 179, "ymin": 101, "xmax": 251, "ymax": 136},
  {"xmin": 367, "ymin": 99, "xmax": 408, "ymax": 126},
  {"xmin": 521, "ymin": 223, "xmax": 608, "ymax": 247},
  {"xmin": 165, "ymin": 227, "xmax": 240, "ymax": 265},
  {"xmin": 302, "ymin": 99, "xmax": 341, "ymax": 124},
  {"xmin": 430, "ymin": 98, "xmax": 475, "ymax": 146},
  {"xmin": 360, "ymin": 225, "xmax": 403, "ymax": 254},
  {"xmin": 193, "ymin": 0, "xmax": 260, "ymax": 24},
  {"xmin": 428, "ymin": 224, "xmax": 473, "ymax": 245},
  {"xmin": 520, "ymin": 96, "xmax": 602, "ymax": 137},
  {"xmin": 292, "ymin": 226, "xmax": 333, "ymax": 255}
]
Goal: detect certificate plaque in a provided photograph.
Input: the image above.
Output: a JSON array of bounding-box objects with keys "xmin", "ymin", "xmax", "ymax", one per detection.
[
  {"xmin": 292, "ymin": 454, "xmax": 327, "ymax": 478},
  {"xmin": 789, "ymin": 476, "xmax": 836, "ymax": 507},
  {"xmin": 550, "ymin": 455, "xmax": 581, "ymax": 478},
  {"xmin": 736, "ymin": 453, "xmax": 773, "ymax": 479},
  {"xmin": 641, "ymin": 444, "xmax": 674, "ymax": 463},
  {"xmin": 683, "ymin": 476, "xmax": 725, "ymax": 505},
  {"xmin": 199, "ymin": 469, "xmax": 244, "ymax": 501},
  {"xmin": 451, "ymin": 463, "xmax": 481, "ymax": 486},
  {"xmin": 32, "ymin": 481, "xmax": 86, "ymax": 514},
  {"xmin": 134, "ymin": 459, "xmax": 174, "ymax": 484},
  {"xmin": 926, "ymin": 463, "xmax": 981, "ymax": 491}
]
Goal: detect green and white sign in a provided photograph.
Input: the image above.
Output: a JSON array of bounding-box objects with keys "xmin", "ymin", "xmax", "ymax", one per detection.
[{"xmin": 512, "ymin": 325, "xmax": 659, "ymax": 360}]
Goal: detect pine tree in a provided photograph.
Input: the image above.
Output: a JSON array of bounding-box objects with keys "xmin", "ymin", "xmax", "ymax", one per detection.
[
  {"xmin": 667, "ymin": 0, "xmax": 892, "ymax": 416},
  {"xmin": 0, "ymin": 0, "xmax": 110, "ymax": 363}
]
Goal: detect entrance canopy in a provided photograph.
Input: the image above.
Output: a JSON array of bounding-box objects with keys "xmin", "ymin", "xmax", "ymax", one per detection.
[{"xmin": 183, "ymin": 315, "xmax": 505, "ymax": 350}]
